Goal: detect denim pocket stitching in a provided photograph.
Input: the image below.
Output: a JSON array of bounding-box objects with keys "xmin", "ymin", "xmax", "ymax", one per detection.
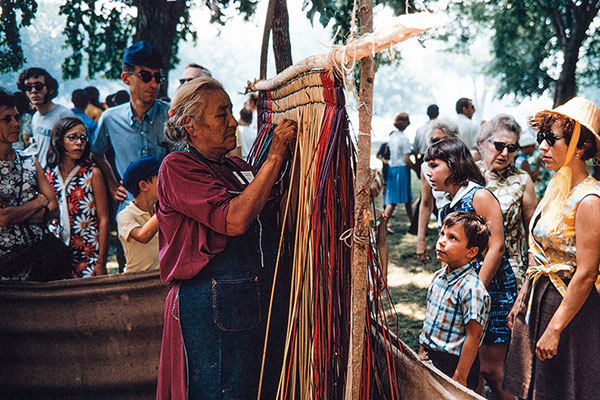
[{"xmin": 212, "ymin": 276, "xmax": 261, "ymax": 331}]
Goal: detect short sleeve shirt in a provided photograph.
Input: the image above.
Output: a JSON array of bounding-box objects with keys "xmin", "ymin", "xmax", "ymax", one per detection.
[
  {"xmin": 420, "ymin": 262, "xmax": 491, "ymax": 356},
  {"xmin": 156, "ymin": 151, "xmax": 255, "ymax": 283},
  {"xmin": 388, "ymin": 131, "xmax": 412, "ymax": 167},
  {"xmin": 117, "ymin": 202, "xmax": 159, "ymax": 273},
  {"xmin": 31, "ymin": 104, "xmax": 75, "ymax": 168},
  {"xmin": 91, "ymin": 100, "xmax": 169, "ymax": 179}
]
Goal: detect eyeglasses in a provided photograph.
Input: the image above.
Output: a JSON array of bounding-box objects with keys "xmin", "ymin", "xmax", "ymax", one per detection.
[
  {"xmin": 24, "ymin": 82, "xmax": 46, "ymax": 92},
  {"xmin": 130, "ymin": 71, "xmax": 165, "ymax": 84},
  {"xmin": 179, "ymin": 78, "xmax": 194, "ymax": 85},
  {"xmin": 65, "ymin": 134, "xmax": 89, "ymax": 143},
  {"xmin": 492, "ymin": 141, "xmax": 519, "ymax": 153},
  {"xmin": 537, "ymin": 130, "xmax": 565, "ymax": 146}
]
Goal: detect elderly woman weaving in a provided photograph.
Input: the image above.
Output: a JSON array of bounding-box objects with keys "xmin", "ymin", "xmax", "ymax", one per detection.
[
  {"xmin": 155, "ymin": 78, "xmax": 297, "ymax": 400},
  {"xmin": 503, "ymin": 97, "xmax": 600, "ymax": 400}
]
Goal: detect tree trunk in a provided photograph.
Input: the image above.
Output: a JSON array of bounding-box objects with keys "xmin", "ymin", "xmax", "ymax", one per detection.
[
  {"xmin": 259, "ymin": 0, "xmax": 277, "ymax": 80},
  {"xmin": 553, "ymin": 46, "xmax": 578, "ymax": 107},
  {"xmin": 133, "ymin": 0, "xmax": 186, "ymax": 98},
  {"xmin": 346, "ymin": 1, "xmax": 374, "ymax": 399},
  {"xmin": 272, "ymin": 0, "xmax": 292, "ymax": 73}
]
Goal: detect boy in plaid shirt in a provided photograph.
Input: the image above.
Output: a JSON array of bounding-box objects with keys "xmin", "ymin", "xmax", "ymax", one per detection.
[{"xmin": 419, "ymin": 211, "xmax": 491, "ymax": 390}]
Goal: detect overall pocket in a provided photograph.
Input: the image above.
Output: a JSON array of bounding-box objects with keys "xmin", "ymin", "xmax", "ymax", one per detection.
[{"xmin": 212, "ymin": 276, "xmax": 262, "ymax": 331}]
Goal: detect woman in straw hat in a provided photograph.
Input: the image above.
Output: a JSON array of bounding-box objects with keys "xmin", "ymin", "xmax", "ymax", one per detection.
[{"xmin": 503, "ymin": 97, "xmax": 600, "ymax": 399}]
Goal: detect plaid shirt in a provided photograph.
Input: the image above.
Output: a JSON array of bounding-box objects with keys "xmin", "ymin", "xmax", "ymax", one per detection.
[{"xmin": 420, "ymin": 261, "xmax": 491, "ymax": 356}]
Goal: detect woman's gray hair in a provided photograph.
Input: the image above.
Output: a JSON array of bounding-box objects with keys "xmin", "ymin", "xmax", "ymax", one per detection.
[
  {"xmin": 476, "ymin": 114, "xmax": 522, "ymax": 149},
  {"xmin": 165, "ymin": 77, "xmax": 224, "ymax": 144},
  {"xmin": 427, "ymin": 117, "xmax": 459, "ymax": 144}
]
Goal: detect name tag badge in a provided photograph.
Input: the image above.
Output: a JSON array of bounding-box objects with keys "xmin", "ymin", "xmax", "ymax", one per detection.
[
  {"xmin": 241, "ymin": 171, "xmax": 255, "ymax": 184},
  {"xmin": 233, "ymin": 170, "xmax": 255, "ymax": 185}
]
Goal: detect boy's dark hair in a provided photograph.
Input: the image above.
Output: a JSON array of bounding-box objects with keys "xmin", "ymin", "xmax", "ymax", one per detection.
[
  {"xmin": 442, "ymin": 211, "xmax": 490, "ymax": 256},
  {"xmin": 424, "ymin": 137, "xmax": 486, "ymax": 187},
  {"xmin": 0, "ymin": 89, "xmax": 15, "ymax": 109},
  {"xmin": 17, "ymin": 68, "xmax": 59, "ymax": 101},
  {"xmin": 427, "ymin": 104, "xmax": 439, "ymax": 119},
  {"xmin": 239, "ymin": 107, "xmax": 253, "ymax": 124},
  {"xmin": 47, "ymin": 117, "xmax": 91, "ymax": 169}
]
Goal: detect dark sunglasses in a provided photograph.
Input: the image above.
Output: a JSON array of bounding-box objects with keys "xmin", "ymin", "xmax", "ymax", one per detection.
[
  {"xmin": 179, "ymin": 78, "xmax": 194, "ymax": 85},
  {"xmin": 537, "ymin": 130, "xmax": 565, "ymax": 146},
  {"xmin": 24, "ymin": 82, "xmax": 46, "ymax": 92},
  {"xmin": 131, "ymin": 71, "xmax": 165, "ymax": 84},
  {"xmin": 492, "ymin": 141, "xmax": 519, "ymax": 153}
]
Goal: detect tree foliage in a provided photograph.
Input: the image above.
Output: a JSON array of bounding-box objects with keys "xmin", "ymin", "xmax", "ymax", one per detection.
[
  {"xmin": 0, "ymin": 0, "xmax": 258, "ymax": 81},
  {"xmin": 0, "ymin": 0, "xmax": 38, "ymax": 72},
  {"xmin": 453, "ymin": 0, "xmax": 600, "ymax": 105}
]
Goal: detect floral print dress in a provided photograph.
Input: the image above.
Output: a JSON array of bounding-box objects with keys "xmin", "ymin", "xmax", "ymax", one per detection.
[
  {"xmin": 479, "ymin": 161, "xmax": 530, "ymax": 286},
  {"xmin": 46, "ymin": 162, "xmax": 99, "ymax": 278},
  {"xmin": 0, "ymin": 151, "xmax": 43, "ymax": 280}
]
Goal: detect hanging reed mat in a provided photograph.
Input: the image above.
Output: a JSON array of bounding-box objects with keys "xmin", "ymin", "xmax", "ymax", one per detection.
[{"xmin": 248, "ymin": 69, "xmax": 403, "ymax": 400}]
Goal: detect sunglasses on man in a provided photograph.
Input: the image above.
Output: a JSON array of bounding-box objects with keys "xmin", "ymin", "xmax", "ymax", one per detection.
[
  {"xmin": 492, "ymin": 142, "xmax": 520, "ymax": 153},
  {"xmin": 537, "ymin": 130, "xmax": 565, "ymax": 146},
  {"xmin": 130, "ymin": 71, "xmax": 165, "ymax": 84},
  {"xmin": 24, "ymin": 82, "xmax": 46, "ymax": 92}
]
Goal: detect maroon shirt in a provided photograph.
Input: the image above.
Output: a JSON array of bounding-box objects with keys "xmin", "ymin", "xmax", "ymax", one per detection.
[{"xmin": 156, "ymin": 151, "xmax": 254, "ymax": 282}]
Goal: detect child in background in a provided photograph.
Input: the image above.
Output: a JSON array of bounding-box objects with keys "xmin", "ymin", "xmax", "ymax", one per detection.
[
  {"xmin": 45, "ymin": 117, "xmax": 109, "ymax": 277},
  {"xmin": 117, "ymin": 157, "xmax": 160, "ymax": 273},
  {"xmin": 424, "ymin": 137, "xmax": 516, "ymax": 398},
  {"xmin": 419, "ymin": 211, "xmax": 491, "ymax": 390}
]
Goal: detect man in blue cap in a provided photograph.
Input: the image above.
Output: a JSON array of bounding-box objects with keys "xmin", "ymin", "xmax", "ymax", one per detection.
[{"xmin": 91, "ymin": 40, "xmax": 170, "ymax": 206}]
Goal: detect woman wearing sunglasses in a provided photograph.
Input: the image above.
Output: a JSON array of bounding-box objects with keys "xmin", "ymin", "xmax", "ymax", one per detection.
[
  {"xmin": 476, "ymin": 115, "xmax": 538, "ymax": 289},
  {"xmin": 504, "ymin": 97, "xmax": 600, "ymax": 399}
]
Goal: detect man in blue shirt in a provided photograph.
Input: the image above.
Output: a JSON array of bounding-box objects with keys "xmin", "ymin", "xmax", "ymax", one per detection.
[
  {"xmin": 71, "ymin": 89, "xmax": 98, "ymax": 144},
  {"xmin": 91, "ymin": 40, "xmax": 169, "ymax": 206}
]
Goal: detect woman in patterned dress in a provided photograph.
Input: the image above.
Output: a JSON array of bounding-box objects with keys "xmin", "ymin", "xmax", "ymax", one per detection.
[
  {"xmin": 0, "ymin": 89, "xmax": 59, "ymax": 280},
  {"xmin": 424, "ymin": 137, "xmax": 517, "ymax": 400},
  {"xmin": 504, "ymin": 97, "xmax": 600, "ymax": 399},
  {"xmin": 476, "ymin": 115, "xmax": 538, "ymax": 287},
  {"xmin": 45, "ymin": 117, "xmax": 109, "ymax": 277}
]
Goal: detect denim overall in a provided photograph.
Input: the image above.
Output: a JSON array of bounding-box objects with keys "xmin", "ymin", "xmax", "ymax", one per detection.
[{"xmin": 178, "ymin": 148, "xmax": 268, "ymax": 400}]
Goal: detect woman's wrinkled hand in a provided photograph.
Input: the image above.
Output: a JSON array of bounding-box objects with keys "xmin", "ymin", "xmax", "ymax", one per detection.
[
  {"xmin": 270, "ymin": 119, "xmax": 297, "ymax": 158},
  {"xmin": 535, "ymin": 327, "xmax": 560, "ymax": 361}
]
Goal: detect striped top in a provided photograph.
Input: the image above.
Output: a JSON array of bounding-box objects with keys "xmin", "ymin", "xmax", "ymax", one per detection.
[{"xmin": 420, "ymin": 261, "xmax": 491, "ymax": 356}]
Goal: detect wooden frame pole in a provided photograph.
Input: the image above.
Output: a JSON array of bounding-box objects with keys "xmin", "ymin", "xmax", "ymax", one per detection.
[{"xmin": 346, "ymin": 1, "xmax": 374, "ymax": 399}]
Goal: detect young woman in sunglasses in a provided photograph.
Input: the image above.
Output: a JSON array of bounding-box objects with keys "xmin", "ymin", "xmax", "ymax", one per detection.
[
  {"xmin": 504, "ymin": 97, "xmax": 600, "ymax": 400},
  {"xmin": 424, "ymin": 136, "xmax": 517, "ymax": 400}
]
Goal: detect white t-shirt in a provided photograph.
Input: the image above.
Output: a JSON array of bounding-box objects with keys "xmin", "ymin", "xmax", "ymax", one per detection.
[
  {"xmin": 31, "ymin": 104, "xmax": 75, "ymax": 168},
  {"xmin": 455, "ymin": 114, "xmax": 479, "ymax": 149},
  {"xmin": 117, "ymin": 202, "xmax": 159, "ymax": 273},
  {"xmin": 388, "ymin": 130, "xmax": 412, "ymax": 167},
  {"xmin": 414, "ymin": 120, "xmax": 433, "ymax": 155},
  {"xmin": 240, "ymin": 125, "xmax": 257, "ymax": 159}
]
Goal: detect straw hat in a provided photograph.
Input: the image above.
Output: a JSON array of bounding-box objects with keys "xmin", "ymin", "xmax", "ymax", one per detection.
[{"xmin": 532, "ymin": 97, "xmax": 600, "ymax": 136}]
